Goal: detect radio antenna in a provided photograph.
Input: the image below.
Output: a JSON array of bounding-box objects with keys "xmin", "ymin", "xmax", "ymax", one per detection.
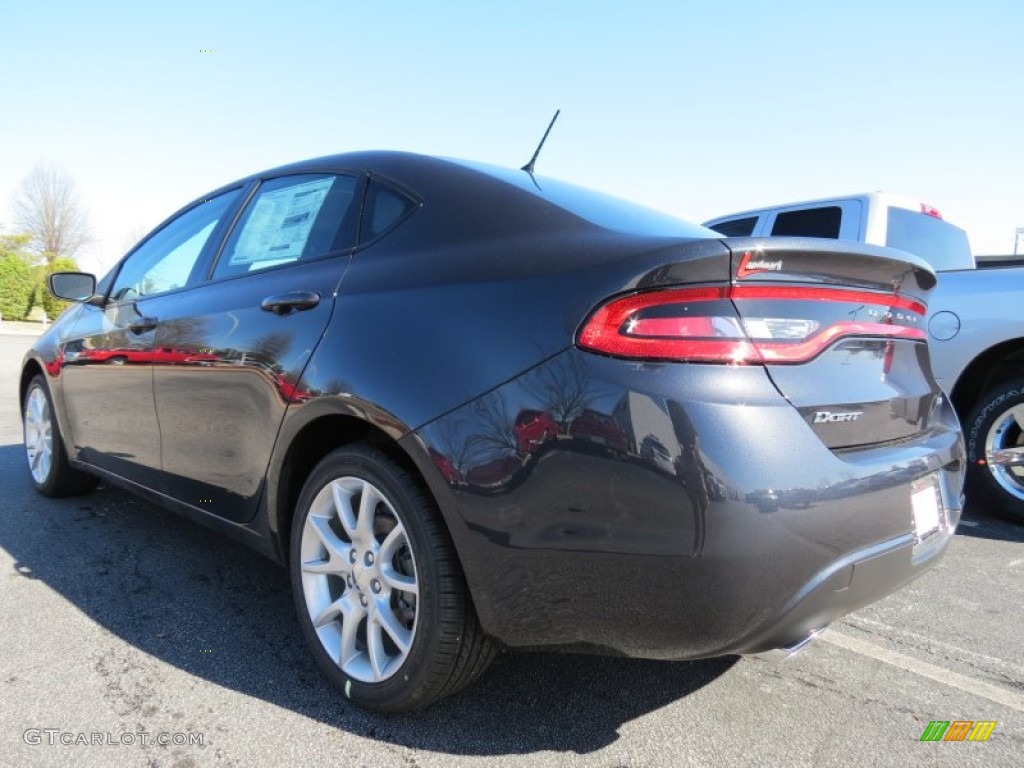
[{"xmin": 521, "ymin": 109, "xmax": 560, "ymax": 175}]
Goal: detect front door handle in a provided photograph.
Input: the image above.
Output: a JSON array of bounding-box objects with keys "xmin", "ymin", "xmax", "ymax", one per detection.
[
  {"xmin": 261, "ymin": 291, "xmax": 320, "ymax": 316},
  {"xmin": 128, "ymin": 316, "xmax": 158, "ymax": 333}
]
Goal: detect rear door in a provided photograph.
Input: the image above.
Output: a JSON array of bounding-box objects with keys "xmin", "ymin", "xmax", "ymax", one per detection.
[{"xmin": 152, "ymin": 172, "xmax": 364, "ymax": 522}]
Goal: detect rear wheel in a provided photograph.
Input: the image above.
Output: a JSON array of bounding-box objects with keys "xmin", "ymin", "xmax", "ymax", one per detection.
[
  {"xmin": 22, "ymin": 375, "xmax": 97, "ymax": 497},
  {"xmin": 965, "ymin": 379, "xmax": 1024, "ymax": 523},
  {"xmin": 289, "ymin": 444, "xmax": 495, "ymax": 712}
]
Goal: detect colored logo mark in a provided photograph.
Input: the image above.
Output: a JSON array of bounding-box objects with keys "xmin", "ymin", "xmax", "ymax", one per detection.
[{"xmin": 920, "ymin": 720, "xmax": 997, "ymax": 742}]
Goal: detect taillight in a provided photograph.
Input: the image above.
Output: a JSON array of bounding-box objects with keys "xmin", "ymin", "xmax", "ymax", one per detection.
[
  {"xmin": 920, "ymin": 203, "xmax": 943, "ymax": 219},
  {"xmin": 577, "ymin": 285, "xmax": 926, "ymax": 364}
]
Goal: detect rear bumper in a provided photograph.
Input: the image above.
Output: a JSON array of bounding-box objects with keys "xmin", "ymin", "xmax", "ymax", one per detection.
[
  {"xmin": 732, "ymin": 522, "xmax": 956, "ymax": 658},
  {"xmin": 409, "ymin": 348, "xmax": 965, "ymax": 660}
]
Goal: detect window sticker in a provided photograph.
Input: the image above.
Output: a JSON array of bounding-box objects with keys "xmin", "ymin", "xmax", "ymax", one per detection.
[{"xmin": 230, "ymin": 177, "xmax": 335, "ymax": 264}]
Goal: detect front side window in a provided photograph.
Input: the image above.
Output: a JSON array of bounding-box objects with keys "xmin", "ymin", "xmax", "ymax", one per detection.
[
  {"xmin": 771, "ymin": 207, "xmax": 842, "ymax": 239},
  {"xmin": 110, "ymin": 189, "xmax": 240, "ymax": 302},
  {"xmin": 213, "ymin": 174, "xmax": 360, "ymax": 279}
]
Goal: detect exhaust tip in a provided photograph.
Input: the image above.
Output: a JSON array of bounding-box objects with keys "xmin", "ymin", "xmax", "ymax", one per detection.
[{"xmin": 748, "ymin": 627, "xmax": 827, "ymax": 662}]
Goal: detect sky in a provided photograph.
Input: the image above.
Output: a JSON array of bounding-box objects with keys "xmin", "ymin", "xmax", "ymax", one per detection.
[{"xmin": 1, "ymin": 0, "xmax": 1021, "ymax": 275}]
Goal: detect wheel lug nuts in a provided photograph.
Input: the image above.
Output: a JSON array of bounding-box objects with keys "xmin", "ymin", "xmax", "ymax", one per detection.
[
  {"xmin": 364, "ymin": 552, "xmax": 374, "ymax": 566},
  {"xmin": 346, "ymin": 574, "xmax": 354, "ymax": 589},
  {"xmin": 371, "ymin": 579, "xmax": 381, "ymax": 594},
  {"xmin": 348, "ymin": 549, "xmax": 357, "ymax": 564},
  {"xmin": 359, "ymin": 594, "xmax": 368, "ymax": 607}
]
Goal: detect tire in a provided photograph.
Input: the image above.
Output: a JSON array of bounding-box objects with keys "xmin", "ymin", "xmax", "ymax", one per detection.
[
  {"xmin": 964, "ymin": 379, "xmax": 1024, "ymax": 523},
  {"xmin": 289, "ymin": 444, "xmax": 495, "ymax": 712},
  {"xmin": 22, "ymin": 375, "xmax": 98, "ymax": 498}
]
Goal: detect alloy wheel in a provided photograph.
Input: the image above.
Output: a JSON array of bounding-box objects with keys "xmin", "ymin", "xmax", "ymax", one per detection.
[
  {"xmin": 24, "ymin": 387, "xmax": 53, "ymax": 485},
  {"xmin": 298, "ymin": 476, "xmax": 419, "ymax": 683}
]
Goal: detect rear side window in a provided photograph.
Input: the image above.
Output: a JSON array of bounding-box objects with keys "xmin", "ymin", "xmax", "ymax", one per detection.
[
  {"xmin": 214, "ymin": 174, "xmax": 360, "ymax": 279},
  {"xmin": 709, "ymin": 216, "xmax": 758, "ymax": 237},
  {"xmin": 771, "ymin": 207, "xmax": 842, "ymax": 239},
  {"xmin": 361, "ymin": 180, "xmax": 417, "ymax": 243},
  {"xmin": 885, "ymin": 207, "xmax": 973, "ymax": 272}
]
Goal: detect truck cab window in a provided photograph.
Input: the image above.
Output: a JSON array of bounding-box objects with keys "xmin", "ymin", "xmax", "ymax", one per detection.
[
  {"xmin": 709, "ymin": 216, "xmax": 758, "ymax": 237},
  {"xmin": 771, "ymin": 207, "xmax": 842, "ymax": 238}
]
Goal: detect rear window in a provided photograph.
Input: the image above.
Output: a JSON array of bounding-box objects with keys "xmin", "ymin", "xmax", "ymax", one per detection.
[
  {"xmin": 453, "ymin": 160, "xmax": 715, "ymax": 239},
  {"xmin": 529, "ymin": 178, "xmax": 715, "ymax": 238},
  {"xmin": 885, "ymin": 207, "xmax": 973, "ymax": 272},
  {"xmin": 771, "ymin": 207, "xmax": 842, "ymax": 238},
  {"xmin": 709, "ymin": 216, "xmax": 758, "ymax": 237}
]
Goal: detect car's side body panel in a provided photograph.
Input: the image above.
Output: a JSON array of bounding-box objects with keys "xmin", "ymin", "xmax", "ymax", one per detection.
[
  {"xmin": 263, "ymin": 232, "xmax": 735, "ymax": 554},
  {"xmin": 308, "ymin": 232, "xmax": 732, "ymax": 431}
]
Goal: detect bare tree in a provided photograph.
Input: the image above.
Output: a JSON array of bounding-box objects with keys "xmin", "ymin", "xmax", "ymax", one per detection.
[{"xmin": 11, "ymin": 163, "xmax": 92, "ymax": 264}]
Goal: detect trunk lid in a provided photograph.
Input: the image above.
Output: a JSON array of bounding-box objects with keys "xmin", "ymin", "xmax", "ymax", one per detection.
[{"xmin": 723, "ymin": 237, "xmax": 940, "ymax": 450}]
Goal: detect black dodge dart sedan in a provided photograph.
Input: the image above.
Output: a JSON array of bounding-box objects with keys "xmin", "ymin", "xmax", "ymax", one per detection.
[{"xmin": 21, "ymin": 152, "xmax": 964, "ymax": 712}]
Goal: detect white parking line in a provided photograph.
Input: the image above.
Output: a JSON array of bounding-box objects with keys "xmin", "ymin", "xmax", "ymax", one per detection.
[
  {"xmin": 843, "ymin": 615, "xmax": 1024, "ymax": 677},
  {"xmin": 822, "ymin": 631, "xmax": 1024, "ymax": 712}
]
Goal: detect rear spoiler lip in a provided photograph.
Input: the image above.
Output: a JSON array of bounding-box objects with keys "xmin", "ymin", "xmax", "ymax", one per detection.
[{"xmin": 718, "ymin": 236, "xmax": 938, "ymax": 303}]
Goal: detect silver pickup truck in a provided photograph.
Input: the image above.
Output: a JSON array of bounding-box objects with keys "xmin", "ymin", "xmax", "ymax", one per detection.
[{"xmin": 706, "ymin": 193, "xmax": 1024, "ymax": 523}]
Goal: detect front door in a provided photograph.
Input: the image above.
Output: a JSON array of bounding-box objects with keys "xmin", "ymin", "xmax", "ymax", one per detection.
[{"xmin": 59, "ymin": 187, "xmax": 244, "ymax": 487}]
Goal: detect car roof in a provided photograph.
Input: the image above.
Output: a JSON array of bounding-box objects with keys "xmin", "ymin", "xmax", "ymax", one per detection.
[{"xmin": 201, "ymin": 150, "xmax": 715, "ymax": 242}]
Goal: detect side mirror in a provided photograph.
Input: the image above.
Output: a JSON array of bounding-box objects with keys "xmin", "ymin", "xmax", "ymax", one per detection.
[{"xmin": 48, "ymin": 271, "xmax": 97, "ymax": 302}]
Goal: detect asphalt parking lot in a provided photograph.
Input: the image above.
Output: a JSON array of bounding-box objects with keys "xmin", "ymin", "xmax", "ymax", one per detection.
[{"xmin": 1, "ymin": 332, "xmax": 1022, "ymax": 767}]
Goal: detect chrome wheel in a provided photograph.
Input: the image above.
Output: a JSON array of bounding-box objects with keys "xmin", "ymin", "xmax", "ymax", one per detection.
[
  {"xmin": 24, "ymin": 387, "xmax": 53, "ymax": 485},
  {"xmin": 984, "ymin": 404, "xmax": 1024, "ymax": 501},
  {"xmin": 299, "ymin": 476, "xmax": 419, "ymax": 683}
]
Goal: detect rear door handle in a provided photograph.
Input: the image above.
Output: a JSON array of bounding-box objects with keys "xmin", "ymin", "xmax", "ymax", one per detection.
[
  {"xmin": 128, "ymin": 317, "xmax": 159, "ymax": 333},
  {"xmin": 260, "ymin": 291, "xmax": 321, "ymax": 315}
]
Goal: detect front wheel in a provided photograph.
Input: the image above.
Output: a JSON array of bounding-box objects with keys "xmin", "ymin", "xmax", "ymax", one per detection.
[
  {"xmin": 22, "ymin": 375, "xmax": 97, "ymax": 497},
  {"xmin": 289, "ymin": 444, "xmax": 495, "ymax": 712},
  {"xmin": 965, "ymin": 379, "xmax": 1024, "ymax": 523}
]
